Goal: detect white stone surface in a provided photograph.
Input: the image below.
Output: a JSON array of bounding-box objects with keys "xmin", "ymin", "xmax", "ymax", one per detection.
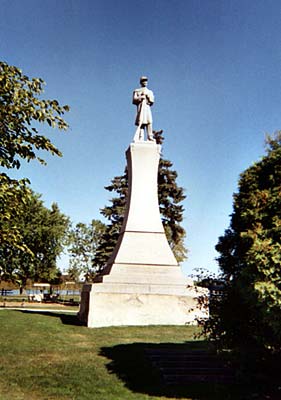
[
  {"xmin": 108, "ymin": 232, "xmax": 177, "ymax": 265},
  {"xmin": 122, "ymin": 142, "xmax": 164, "ymax": 233},
  {"xmin": 101, "ymin": 264, "xmax": 193, "ymax": 285},
  {"xmin": 106, "ymin": 142, "xmax": 177, "ymax": 268},
  {"xmin": 81, "ymin": 284, "xmax": 207, "ymax": 328},
  {"xmin": 78, "ymin": 142, "xmax": 209, "ymax": 327}
]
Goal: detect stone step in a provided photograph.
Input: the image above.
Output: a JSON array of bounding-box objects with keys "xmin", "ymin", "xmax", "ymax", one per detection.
[
  {"xmin": 163, "ymin": 373, "xmax": 235, "ymax": 384},
  {"xmin": 105, "ymin": 264, "xmax": 187, "ymax": 274},
  {"xmin": 150, "ymin": 359, "xmax": 229, "ymax": 368},
  {"xmin": 145, "ymin": 347, "xmax": 235, "ymax": 385},
  {"xmin": 145, "ymin": 349, "xmax": 230, "ymax": 361},
  {"xmin": 99, "ymin": 265, "xmax": 193, "ymax": 284},
  {"xmin": 102, "ymin": 273, "xmax": 189, "ymax": 285},
  {"xmin": 146, "ymin": 349, "xmax": 217, "ymax": 356},
  {"xmin": 159, "ymin": 367, "xmax": 233, "ymax": 375},
  {"xmin": 90, "ymin": 282, "xmax": 202, "ymax": 296}
]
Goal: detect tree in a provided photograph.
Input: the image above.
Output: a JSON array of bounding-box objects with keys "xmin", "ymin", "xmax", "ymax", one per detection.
[
  {"xmin": 67, "ymin": 220, "xmax": 106, "ymax": 281},
  {"xmin": 93, "ymin": 130, "xmax": 187, "ymax": 271},
  {"xmin": 202, "ymin": 132, "xmax": 281, "ymax": 382},
  {"xmin": 0, "ymin": 175, "xmax": 32, "ymax": 254},
  {"xmin": 0, "ymin": 61, "xmax": 69, "ymax": 251},
  {"xmin": 0, "ymin": 189, "xmax": 70, "ymax": 292},
  {"xmin": 0, "ymin": 61, "xmax": 69, "ymax": 170},
  {"xmin": 93, "ymin": 171, "xmax": 128, "ymax": 270}
]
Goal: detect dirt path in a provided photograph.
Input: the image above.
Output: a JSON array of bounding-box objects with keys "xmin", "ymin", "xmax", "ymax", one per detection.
[{"xmin": 0, "ymin": 301, "xmax": 78, "ymax": 310}]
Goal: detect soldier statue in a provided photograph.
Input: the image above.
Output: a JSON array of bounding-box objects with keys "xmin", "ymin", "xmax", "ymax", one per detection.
[{"xmin": 133, "ymin": 76, "xmax": 155, "ymax": 142}]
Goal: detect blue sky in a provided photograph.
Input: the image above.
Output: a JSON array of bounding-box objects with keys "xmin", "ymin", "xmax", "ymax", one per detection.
[{"xmin": 2, "ymin": 0, "xmax": 281, "ymax": 275}]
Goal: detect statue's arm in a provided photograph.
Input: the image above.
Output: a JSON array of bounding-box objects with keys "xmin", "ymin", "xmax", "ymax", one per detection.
[
  {"xmin": 146, "ymin": 90, "xmax": 154, "ymax": 106},
  {"xmin": 133, "ymin": 90, "xmax": 142, "ymax": 105}
]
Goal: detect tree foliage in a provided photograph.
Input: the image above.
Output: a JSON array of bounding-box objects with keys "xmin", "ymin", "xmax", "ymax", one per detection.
[
  {"xmin": 0, "ymin": 175, "xmax": 32, "ymax": 253},
  {"xmin": 202, "ymin": 132, "xmax": 281, "ymax": 374},
  {"xmin": 0, "ymin": 188, "xmax": 69, "ymax": 291},
  {"xmin": 67, "ymin": 220, "xmax": 106, "ymax": 281},
  {"xmin": 0, "ymin": 61, "xmax": 69, "ymax": 252},
  {"xmin": 0, "ymin": 61, "xmax": 69, "ymax": 170},
  {"xmin": 93, "ymin": 130, "xmax": 187, "ymax": 271},
  {"xmin": 93, "ymin": 171, "xmax": 128, "ymax": 270}
]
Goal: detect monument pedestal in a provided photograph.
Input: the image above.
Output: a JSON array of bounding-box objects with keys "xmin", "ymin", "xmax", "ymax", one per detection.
[{"xmin": 78, "ymin": 142, "xmax": 208, "ymax": 327}]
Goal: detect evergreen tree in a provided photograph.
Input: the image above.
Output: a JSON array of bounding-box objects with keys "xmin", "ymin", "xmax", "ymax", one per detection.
[
  {"xmin": 93, "ymin": 131, "xmax": 187, "ymax": 271},
  {"xmin": 202, "ymin": 132, "xmax": 281, "ymax": 382}
]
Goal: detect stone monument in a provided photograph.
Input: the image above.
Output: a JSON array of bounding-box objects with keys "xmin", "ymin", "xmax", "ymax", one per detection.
[{"xmin": 78, "ymin": 77, "xmax": 208, "ymax": 327}]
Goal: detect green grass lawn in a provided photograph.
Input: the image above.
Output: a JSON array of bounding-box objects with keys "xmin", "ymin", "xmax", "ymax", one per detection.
[{"xmin": 0, "ymin": 310, "xmax": 258, "ymax": 400}]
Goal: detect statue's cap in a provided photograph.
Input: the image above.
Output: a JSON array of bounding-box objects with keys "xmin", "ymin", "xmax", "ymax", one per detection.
[{"xmin": 140, "ymin": 76, "xmax": 148, "ymax": 82}]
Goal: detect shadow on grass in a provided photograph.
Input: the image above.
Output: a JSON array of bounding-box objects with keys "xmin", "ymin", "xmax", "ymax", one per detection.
[
  {"xmin": 18, "ymin": 310, "xmax": 84, "ymax": 326},
  {"xmin": 100, "ymin": 342, "xmax": 269, "ymax": 400}
]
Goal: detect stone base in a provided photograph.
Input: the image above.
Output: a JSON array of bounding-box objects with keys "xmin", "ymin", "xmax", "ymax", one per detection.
[
  {"xmin": 78, "ymin": 142, "xmax": 209, "ymax": 328},
  {"xmin": 78, "ymin": 278, "xmax": 208, "ymax": 328}
]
